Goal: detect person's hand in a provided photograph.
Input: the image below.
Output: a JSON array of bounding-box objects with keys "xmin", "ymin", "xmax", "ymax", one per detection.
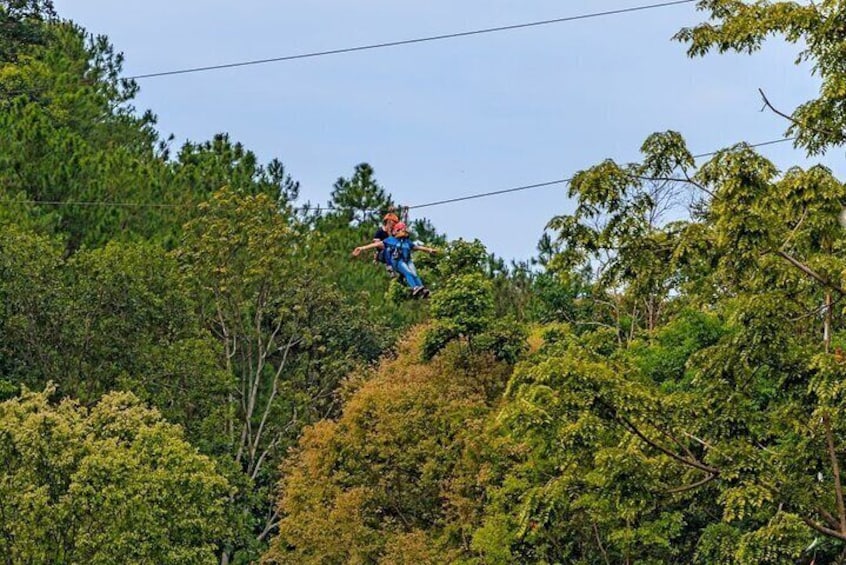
[{"xmin": 352, "ymin": 247, "xmax": 362, "ymax": 257}]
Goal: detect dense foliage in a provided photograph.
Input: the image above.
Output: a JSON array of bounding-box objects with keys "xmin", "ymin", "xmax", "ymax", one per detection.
[
  {"xmin": 4, "ymin": 1, "xmax": 846, "ymax": 563},
  {"xmin": 0, "ymin": 386, "xmax": 230, "ymax": 564}
]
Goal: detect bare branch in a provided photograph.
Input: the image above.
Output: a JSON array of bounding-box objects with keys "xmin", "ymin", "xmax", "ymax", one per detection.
[
  {"xmin": 257, "ymin": 509, "xmax": 281, "ymax": 542},
  {"xmin": 250, "ymin": 335, "xmax": 302, "ymax": 471},
  {"xmin": 681, "ymin": 168, "xmax": 714, "ymax": 199},
  {"xmin": 251, "ymin": 433, "xmax": 283, "ymax": 481},
  {"xmin": 802, "ymin": 516, "xmax": 846, "ymax": 543},
  {"xmin": 774, "ymin": 250, "xmax": 846, "ymax": 297},
  {"xmin": 652, "ymin": 421, "xmax": 697, "ymax": 462},
  {"xmin": 592, "ymin": 522, "xmax": 611, "ymax": 565},
  {"xmin": 574, "ymin": 320, "xmax": 620, "ymax": 331},
  {"xmin": 682, "ymin": 431, "xmax": 734, "ymax": 463},
  {"xmin": 235, "ymin": 421, "xmax": 248, "ymax": 465},
  {"xmin": 632, "ymin": 173, "xmax": 715, "ymax": 199},
  {"xmin": 819, "ymin": 507, "xmax": 841, "ymax": 530},
  {"xmin": 665, "ymin": 473, "xmax": 719, "ymax": 494},
  {"xmin": 618, "ymin": 415, "xmax": 720, "ymax": 475},
  {"xmin": 759, "ymin": 88, "xmax": 838, "ymax": 139},
  {"xmin": 824, "ymin": 413, "xmax": 846, "ymax": 531},
  {"xmin": 779, "ymin": 207, "xmax": 808, "ymax": 253},
  {"xmin": 825, "ymin": 292, "xmax": 833, "ymax": 353},
  {"xmin": 789, "ymin": 292, "xmax": 844, "ymax": 322}
]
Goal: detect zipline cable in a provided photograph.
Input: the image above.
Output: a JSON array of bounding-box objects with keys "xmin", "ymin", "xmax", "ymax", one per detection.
[
  {"xmin": 406, "ymin": 136, "xmax": 796, "ymax": 209},
  {"xmin": 0, "ymin": 136, "xmax": 797, "ymax": 211},
  {"xmin": 127, "ymin": 0, "xmax": 697, "ymax": 80}
]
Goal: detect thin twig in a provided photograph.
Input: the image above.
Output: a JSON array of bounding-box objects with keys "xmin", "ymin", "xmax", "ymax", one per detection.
[
  {"xmin": 759, "ymin": 88, "xmax": 839, "ymax": 139},
  {"xmin": 665, "ymin": 473, "xmax": 719, "ymax": 494},
  {"xmin": 824, "ymin": 413, "xmax": 846, "ymax": 532},
  {"xmin": 780, "ymin": 207, "xmax": 808, "ymax": 252},
  {"xmin": 619, "ymin": 415, "xmax": 720, "ymax": 474},
  {"xmin": 632, "ymin": 173, "xmax": 715, "ymax": 199},
  {"xmin": 790, "ymin": 293, "xmax": 845, "ymax": 322},
  {"xmin": 775, "ymin": 250, "xmax": 846, "ymax": 297},
  {"xmin": 593, "ymin": 522, "xmax": 611, "ymax": 565}
]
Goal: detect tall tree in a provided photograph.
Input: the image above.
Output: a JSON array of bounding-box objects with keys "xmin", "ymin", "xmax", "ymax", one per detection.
[
  {"xmin": 421, "ymin": 239, "xmax": 527, "ymax": 364},
  {"xmin": 548, "ymin": 130, "xmax": 698, "ymax": 336},
  {"xmin": 0, "ymin": 225, "xmax": 231, "ymax": 446},
  {"xmin": 265, "ymin": 336, "xmax": 512, "ymax": 564},
  {"xmin": 0, "ymin": 16, "xmax": 164, "ymax": 252},
  {"xmin": 329, "ymin": 163, "xmax": 395, "ymax": 225},
  {"xmin": 529, "ymin": 131, "xmax": 846, "ymax": 560},
  {"xmin": 179, "ymin": 188, "xmax": 387, "ymax": 563}
]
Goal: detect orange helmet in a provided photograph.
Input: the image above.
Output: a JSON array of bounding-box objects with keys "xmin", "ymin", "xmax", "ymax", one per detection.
[{"xmin": 383, "ymin": 213, "xmax": 399, "ymax": 223}]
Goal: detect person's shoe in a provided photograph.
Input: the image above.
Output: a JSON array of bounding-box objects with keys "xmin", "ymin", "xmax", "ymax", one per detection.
[
  {"xmin": 421, "ymin": 287, "xmax": 430, "ymax": 298},
  {"xmin": 411, "ymin": 286, "xmax": 424, "ymax": 297}
]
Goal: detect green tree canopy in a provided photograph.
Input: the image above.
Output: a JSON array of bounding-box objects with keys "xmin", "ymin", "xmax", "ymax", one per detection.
[
  {"xmin": 0, "ymin": 386, "xmax": 230, "ymax": 564},
  {"xmin": 266, "ymin": 334, "xmax": 512, "ymax": 564}
]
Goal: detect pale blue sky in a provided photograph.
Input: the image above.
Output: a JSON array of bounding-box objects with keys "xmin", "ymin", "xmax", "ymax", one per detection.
[{"xmin": 53, "ymin": 0, "xmax": 841, "ymax": 261}]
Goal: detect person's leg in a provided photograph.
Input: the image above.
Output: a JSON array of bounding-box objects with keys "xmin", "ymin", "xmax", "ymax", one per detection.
[
  {"xmin": 405, "ymin": 261, "xmax": 430, "ymax": 297},
  {"xmin": 384, "ymin": 256, "xmax": 403, "ymax": 284},
  {"xmin": 394, "ymin": 260, "xmax": 423, "ymax": 288},
  {"xmin": 404, "ymin": 261, "xmax": 429, "ymax": 296},
  {"xmin": 407, "ymin": 261, "xmax": 430, "ymax": 297},
  {"xmin": 404, "ymin": 260, "xmax": 420, "ymax": 278}
]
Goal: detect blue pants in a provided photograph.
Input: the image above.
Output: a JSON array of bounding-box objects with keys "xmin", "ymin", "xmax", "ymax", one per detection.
[{"xmin": 393, "ymin": 259, "xmax": 423, "ymax": 288}]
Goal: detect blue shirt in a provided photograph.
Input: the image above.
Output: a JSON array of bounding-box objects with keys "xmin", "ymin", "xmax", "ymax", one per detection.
[{"xmin": 383, "ymin": 236, "xmax": 414, "ymax": 265}]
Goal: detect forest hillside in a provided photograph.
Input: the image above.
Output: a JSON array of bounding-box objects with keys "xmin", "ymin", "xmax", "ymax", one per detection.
[{"xmin": 3, "ymin": 1, "xmax": 846, "ymax": 563}]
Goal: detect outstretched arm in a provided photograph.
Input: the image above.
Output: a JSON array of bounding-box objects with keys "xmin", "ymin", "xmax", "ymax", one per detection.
[
  {"xmin": 352, "ymin": 241, "xmax": 384, "ymax": 257},
  {"xmin": 413, "ymin": 245, "xmax": 438, "ymax": 254}
]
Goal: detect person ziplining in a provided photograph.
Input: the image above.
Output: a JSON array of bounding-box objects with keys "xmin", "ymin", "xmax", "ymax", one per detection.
[
  {"xmin": 353, "ymin": 220, "xmax": 437, "ymax": 298},
  {"xmin": 372, "ymin": 212, "xmax": 399, "ymax": 276}
]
